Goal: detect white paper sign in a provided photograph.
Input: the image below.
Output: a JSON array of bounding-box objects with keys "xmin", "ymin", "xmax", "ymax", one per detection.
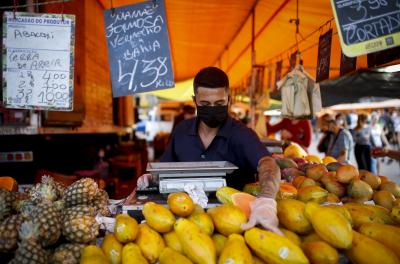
[{"xmin": 2, "ymin": 12, "xmax": 75, "ymax": 111}]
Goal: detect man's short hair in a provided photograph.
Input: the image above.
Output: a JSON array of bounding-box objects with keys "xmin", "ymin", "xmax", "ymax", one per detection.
[{"xmin": 193, "ymin": 67, "xmax": 229, "ymax": 94}]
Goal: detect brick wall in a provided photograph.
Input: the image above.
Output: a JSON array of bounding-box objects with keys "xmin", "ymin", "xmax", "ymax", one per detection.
[{"xmin": 41, "ymin": 0, "xmax": 124, "ymax": 134}]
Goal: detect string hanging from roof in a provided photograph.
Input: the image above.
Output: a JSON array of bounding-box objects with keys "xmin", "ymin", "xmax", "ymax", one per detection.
[{"xmin": 263, "ymin": 17, "xmax": 336, "ymax": 68}]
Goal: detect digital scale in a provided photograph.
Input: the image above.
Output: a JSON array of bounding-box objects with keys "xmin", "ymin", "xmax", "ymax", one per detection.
[{"xmin": 122, "ymin": 161, "xmax": 238, "ymax": 220}]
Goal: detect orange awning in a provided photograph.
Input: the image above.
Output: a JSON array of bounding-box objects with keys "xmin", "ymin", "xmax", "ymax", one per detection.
[{"xmin": 98, "ymin": 0, "xmax": 370, "ymax": 88}]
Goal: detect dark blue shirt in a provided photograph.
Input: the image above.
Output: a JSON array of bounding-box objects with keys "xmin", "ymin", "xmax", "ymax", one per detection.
[{"xmin": 160, "ymin": 116, "xmax": 270, "ymax": 189}]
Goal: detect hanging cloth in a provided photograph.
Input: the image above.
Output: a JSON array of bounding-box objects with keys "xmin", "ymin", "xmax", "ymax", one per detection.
[{"xmin": 277, "ymin": 65, "xmax": 321, "ymax": 119}]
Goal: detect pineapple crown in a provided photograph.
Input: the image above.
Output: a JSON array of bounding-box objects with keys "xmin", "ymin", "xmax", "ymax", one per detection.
[
  {"xmin": 30, "ymin": 180, "xmax": 58, "ymax": 203},
  {"xmin": 19, "ymin": 220, "xmax": 40, "ymax": 241}
]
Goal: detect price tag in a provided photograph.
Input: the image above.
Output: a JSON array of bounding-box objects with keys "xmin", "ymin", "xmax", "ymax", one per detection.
[
  {"xmin": 330, "ymin": 0, "xmax": 400, "ymax": 57},
  {"xmin": 104, "ymin": 0, "xmax": 174, "ymax": 97},
  {"xmin": 2, "ymin": 12, "xmax": 75, "ymax": 111}
]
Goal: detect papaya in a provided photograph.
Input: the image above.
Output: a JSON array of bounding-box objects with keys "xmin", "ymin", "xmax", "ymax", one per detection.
[
  {"xmin": 323, "ymin": 180, "xmax": 346, "ymax": 198},
  {"xmin": 277, "ymin": 199, "xmax": 312, "ymax": 235},
  {"xmin": 326, "ymin": 162, "xmax": 342, "ymax": 171},
  {"xmin": 121, "ymin": 243, "xmax": 149, "ymax": 264},
  {"xmin": 322, "ymin": 156, "xmax": 337, "ymax": 165},
  {"xmin": 159, "ymin": 247, "xmax": 193, "ymax": 264},
  {"xmin": 379, "ymin": 175, "xmax": 390, "ymax": 183},
  {"xmin": 243, "ymin": 182, "xmax": 261, "ymax": 196},
  {"xmin": 275, "ymin": 157, "xmax": 298, "ymax": 169},
  {"xmin": 283, "ymin": 143, "xmax": 307, "ymax": 158},
  {"xmin": 380, "ymin": 181, "xmax": 400, "ymax": 198},
  {"xmin": 101, "ymin": 233, "xmax": 122, "ymax": 264},
  {"xmin": 188, "ymin": 212, "xmax": 214, "ymax": 236},
  {"xmin": 136, "ymin": 224, "xmax": 165, "ymax": 263},
  {"xmin": 252, "ymin": 255, "xmax": 267, "ymax": 264},
  {"xmin": 167, "ymin": 192, "xmax": 195, "ymax": 217},
  {"xmin": 114, "ymin": 213, "xmax": 139, "ymax": 243},
  {"xmin": 163, "ymin": 230, "xmax": 183, "ymax": 254},
  {"xmin": 297, "ymin": 186, "xmax": 328, "ymax": 204},
  {"xmin": 174, "ymin": 218, "xmax": 216, "ymax": 264},
  {"xmin": 305, "ymin": 202, "xmax": 353, "ymax": 249},
  {"xmin": 305, "ymin": 155, "xmax": 322, "ymax": 164},
  {"xmin": 216, "ymin": 186, "xmax": 240, "ymax": 204},
  {"xmin": 207, "ymin": 205, "xmax": 247, "ymax": 236},
  {"xmin": 336, "ymin": 164, "xmax": 358, "ymax": 184},
  {"xmin": 347, "ymin": 179, "xmax": 373, "ymax": 200},
  {"xmin": 302, "ymin": 241, "xmax": 339, "ymax": 264},
  {"xmin": 0, "ymin": 176, "xmax": 18, "ymax": 192},
  {"xmin": 192, "ymin": 204, "xmax": 205, "ymax": 214},
  {"xmin": 281, "ymin": 168, "xmax": 304, "ymax": 181},
  {"xmin": 218, "ymin": 234, "xmax": 252, "ymax": 264},
  {"xmin": 142, "ymin": 202, "xmax": 175, "ymax": 233},
  {"xmin": 324, "ymin": 205, "xmax": 353, "ymax": 227},
  {"xmin": 392, "ymin": 206, "xmax": 400, "ymax": 224},
  {"xmin": 80, "ymin": 245, "xmax": 109, "ymax": 264},
  {"xmin": 280, "ymin": 228, "xmax": 302, "ymax": 246},
  {"xmin": 346, "ymin": 231, "xmax": 400, "ymax": 264},
  {"xmin": 212, "ymin": 233, "xmax": 227, "ymax": 257},
  {"xmin": 359, "ymin": 170, "xmax": 381, "ymax": 189},
  {"xmin": 359, "ymin": 223, "xmax": 400, "ymax": 259},
  {"xmin": 305, "ymin": 164, "xmax": 327, "ymax": 181},
  {"xmin": 276, "ymin": 183, "xmax": 297, "ymax": 200},
  {"xmin": 325, "ymin": 193, "xmax": 340, "ymax": 203},
  {"xmin": 373, "ymin": 190, "xmax": 396, "ymax": 210},
  {"xmin": 292, "ymin": 176, "xmax": 307, "ymax": 189},
  {"xmin": 298, "ymin": 178, "xmax": 317, "ymax": 189},
  {"xmin": 244, "ymin": 227, "xmax": 309, "ymax": 264},
  {"xmin": 231, "ymin": 192, "xmax": 256, "ymax": 219},
  {"xmin": 344, "ymin": 203, "xmax": 395, "ymax": 228},
  {"xmin": 302, "ymin": 232, "xmax": 322, "ymax": 244}
]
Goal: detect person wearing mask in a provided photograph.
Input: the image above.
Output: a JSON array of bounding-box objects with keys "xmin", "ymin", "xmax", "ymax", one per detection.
[
  {"xmin": 266, "ymin": 117, "xmax": 312, "ymax": 150},
  {"xmin": 134, "ymin": 67, "xmax": 282, "ymax": 234},
  {"xmin": 352, "ymin": 113, "xmax": 372, "ymax": 171},
  {"xmin": 335, "ymin": 113, "xmax": 348, "ymax": 129},
  {"xmin": 320, "ymin": 113, "xmax": 354, "ymax": 163}
]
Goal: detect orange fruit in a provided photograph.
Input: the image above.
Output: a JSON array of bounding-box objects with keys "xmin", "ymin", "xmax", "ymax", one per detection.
[
  {"xmin": 231, "ymin": 192, "xmax": 256, "ymax": 219},
  {"xmin": 167, "ymin": 192, "xmax": 195, "ymax": 217}
]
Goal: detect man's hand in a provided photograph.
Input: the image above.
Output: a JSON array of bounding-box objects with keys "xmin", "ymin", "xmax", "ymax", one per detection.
[
  {"xmin": 241, "ymin": 198, "xmax": 283, "ymax": 235},
  {"xmin": 257, "ymin": 156, "xmax": 281, "ymax": 198},
  {"xmin": 371, "ymin": 147, "xmax": 388, "ymax": 158},
  {"xmin": 137, "ymin": 173, "xmax": 154, "ymax": 190}
]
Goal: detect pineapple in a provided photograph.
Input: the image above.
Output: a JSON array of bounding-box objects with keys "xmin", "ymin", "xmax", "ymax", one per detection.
[
  {"xmin": 29, "ymin": 175, "xmax": 59, "ymax": 204},
  {"xmin": 63, "ymin": 178, "xmax": 99, "ymax": 207},
  {"xmin": 62, "ymin": 205, "xmax": 97, "ymax": 220},
  {"xmin": 63, "ymin": 215, "xmax": 99, "ymax": 244},
  {"xmin": 0, "ymin": 189, "xmax": 13, "ymax": 220},
  {"xmin": 11, "ymin": 191, "xmax": 29, "ymax": 212},
  {"xmin": 32, "ymin": 203, "xmax": 62, "ymax": 247},
  {"xmin": 10, "ymin": 221, "xmax": 48, "ymax": 264},
  {"xmin": 92, "ymin": 189, "xmax": 111, "ymax": 216},
  {"xmin": 0, "ymin": 214, "xmax": 23, "ymax": 252},
  {"xmin": 50, "ymin": 243, "xmax": 85, "ymax": 264}
]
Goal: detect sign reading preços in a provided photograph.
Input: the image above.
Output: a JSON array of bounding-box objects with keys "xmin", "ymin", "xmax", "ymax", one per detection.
[
  {"xmin": 104, "ymin": 0, "xmax": 174, "ymax": 98},
  {"xmin": 330, "ymin": 0, "xmax": 400, "ymax": 57}
]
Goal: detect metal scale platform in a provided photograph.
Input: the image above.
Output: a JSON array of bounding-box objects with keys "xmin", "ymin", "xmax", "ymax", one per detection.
[{"xmin": 122, "ymin": 161, "xmax": 238, "ymax": 219}]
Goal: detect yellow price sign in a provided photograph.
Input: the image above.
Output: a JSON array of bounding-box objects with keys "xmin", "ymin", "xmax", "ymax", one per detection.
[{"xmin": 330, "ymin": 0, "xmax": 400, "ymax": 57}]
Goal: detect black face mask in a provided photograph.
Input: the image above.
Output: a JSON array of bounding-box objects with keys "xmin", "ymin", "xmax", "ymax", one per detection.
[{"xmin": 196, "ymin": 105, "xmax": 228, "ymax": 128}]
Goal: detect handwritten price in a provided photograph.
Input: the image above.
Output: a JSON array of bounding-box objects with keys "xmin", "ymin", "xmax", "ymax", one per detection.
[{"xmin": 118, "ymin": 56, "xmax": 168, "ymax": 92}]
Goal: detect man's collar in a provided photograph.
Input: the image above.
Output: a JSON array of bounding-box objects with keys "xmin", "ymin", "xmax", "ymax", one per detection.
[{"xmin": 188, "ymin": 116, "xmax": 233, "ymax": 138}]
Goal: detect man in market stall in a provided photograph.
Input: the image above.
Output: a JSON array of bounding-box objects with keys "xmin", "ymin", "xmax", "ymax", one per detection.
[{"xmin": 135, "ymin": 67, "xmax": 282, "ymax": 234}]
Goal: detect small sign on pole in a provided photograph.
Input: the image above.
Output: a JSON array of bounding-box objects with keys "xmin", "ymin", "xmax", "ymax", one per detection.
[
  {"xmin": 104, "ymin": 0, "xmax": 174, "ymax": 97},
  {"xmin": 330, "ymin": 0, "xmax": 400, "ymax": 57},
  {"xmin": 2, "ymin": 12, "xmax": 75, "ymax": 111},
  {"xmin": 316, "ymin": 29, "xmax": 332, "ymax": 83}
]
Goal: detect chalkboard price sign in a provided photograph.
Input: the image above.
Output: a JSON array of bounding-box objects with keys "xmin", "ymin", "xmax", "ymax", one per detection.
[
  {"xmin": 104, "ymin": 0, "xmax": 174, "ymax": 97},
  {"xmin": 2, "ymin": 12, "xmax": 75, "ymax": 111},
  {"xmin": 330, "ymin": 0, "xmax": 400, "ymax": 57}
]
